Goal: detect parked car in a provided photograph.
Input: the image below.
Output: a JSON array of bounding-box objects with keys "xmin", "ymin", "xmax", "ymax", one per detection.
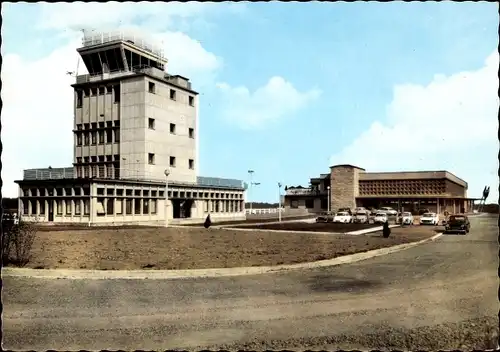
[
  {"xmin": 316, "ymin": 212, "xmax": 334, "ymax": 223},
  {"xmin": 338, "ymin": 208, "xmax": 352, "ymax": 215},
  {"xmin": 420, "ymin": 212, "xmax": 439, "ymax": 225},
  {"xmin": 2, "ymin": 212, "xmax": 19, "ymax": 225},
  {"xmin": 333, "ymin": 211, "xmax": 353, "ymax": 223},
  {"xmin": 380, "ymin": 207, "xmax": 398, "ymax": 216},
  {"xmin": 353, "ymin": 211, "xmax": 369, "ymax": 224},
  {"xmin": 400, "ymin": 212, "xmax": 414, "ymax": 226},
  {"xmin": 373, "ymin": 212, "xmax": 388, "ymax": 224},
  {"xmin": 418, "ymin": 208, "xmax": 431, "ymax": 216},
  {"xmin": 444, "ymin": 215, "xmax": 470, "ymax": 234}
]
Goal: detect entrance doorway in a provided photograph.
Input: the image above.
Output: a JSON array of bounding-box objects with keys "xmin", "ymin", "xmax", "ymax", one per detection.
[{"xmin": 172, "ymin": 199, "xmax": 194, "ymax": 219}]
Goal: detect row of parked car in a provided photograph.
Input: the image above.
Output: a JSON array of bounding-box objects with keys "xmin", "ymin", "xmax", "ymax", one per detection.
[{"xmin": 315, "ymin": 206, "xmax": 447, "ymax": 227}]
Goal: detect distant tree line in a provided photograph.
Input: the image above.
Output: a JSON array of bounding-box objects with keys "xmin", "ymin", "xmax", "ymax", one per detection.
[
  {"xmin": 246, "ymin": 202, "xmax": 279, "ymax": 209},
  {"xmin": 482, "ymin": 203, "xmax": 499, "ymax": 214},
  {"xmin": 2, "ymin": 198, "xmax": 17, "ymax": 211}
]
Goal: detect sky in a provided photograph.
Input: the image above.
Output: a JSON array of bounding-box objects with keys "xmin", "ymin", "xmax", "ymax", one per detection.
[{"xmin": 1, "ymin": 2, "xmax": 499, "ymax": 203}]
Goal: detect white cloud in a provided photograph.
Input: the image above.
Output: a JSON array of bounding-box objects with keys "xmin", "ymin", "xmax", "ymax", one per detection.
[
  {"xmin": 216, "ymin": 76, "xmax": 322, "ymax": 129},
  {"xmin": 37, "ymin": 2, "xmax": 246, "ymax": 32},
  {"xmin": 86, "ymin": 24, "xmax": 223, "ymax": 86},
  {"xmin": 157, "ymin": 31, "xmax": 222, "ymax": 87},
  {"xmin": 330, "ymin": 51, "xmax": 499, "ymax": 201},
  {"xmin": 1, "ymin": 35, "xmax": 83, "ymax": 197},
  {"xmin": 1, "ymin": 4, "xmax": 229, "ymax": 198}
]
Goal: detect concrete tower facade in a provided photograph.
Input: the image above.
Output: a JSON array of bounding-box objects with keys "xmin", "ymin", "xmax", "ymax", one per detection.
[{"xmin": 72, "ymin": 31, "xmax": 199, "ymax": 184}]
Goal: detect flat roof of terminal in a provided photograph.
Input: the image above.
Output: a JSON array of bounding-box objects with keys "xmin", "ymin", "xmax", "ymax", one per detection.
[
  {"xmin": 18, "ymin": 168, "xmax": 245, "ymax": 190},
  {"xmin": 358, "ymin": 170, "xmax": 467, "ymax": 188}
]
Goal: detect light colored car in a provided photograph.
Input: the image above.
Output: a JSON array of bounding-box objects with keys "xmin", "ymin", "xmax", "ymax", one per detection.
[
  {"xmin": 354, "ymin": 211, "xmax": 369, "ymax": 223},
  {"xmin": 357, "ymin": 207, "xmax": 372, "ymax": 215},
  {"xmin": 333, "ymin": 211, "xmax": 352, "ymax": 223},
  {"xmin": 380, "ymin": 207, "xmax": 398, "ymax": 216},
  {"xmin": 400, "ymin": 212, "xmax": 414, "ymax": 225},
  {"xmin": 420, "ymin": 212, "xmax": 439, "ymax": 225},
  {"xmin": 373, "ymin": 212, "xmax": 388, "ymax": 224}
]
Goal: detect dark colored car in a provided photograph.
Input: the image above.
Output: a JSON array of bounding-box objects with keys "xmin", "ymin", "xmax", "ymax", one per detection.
[
  {"xmin": 444, "ymin": 215, "xmax": 470, "ymax": 234},
  {"xmin": 316, "ymin": 212, "xmax": 334, "ymax": 223}
]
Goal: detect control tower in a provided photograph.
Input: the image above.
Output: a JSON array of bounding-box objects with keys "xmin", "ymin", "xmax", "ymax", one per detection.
[
  {"xmin": 16, "ymin": 29, "xmax": 246, "ymax": 226},
  {"xmin": 72, "ymin": 30, "xmax": 199, "ymax": 184}
]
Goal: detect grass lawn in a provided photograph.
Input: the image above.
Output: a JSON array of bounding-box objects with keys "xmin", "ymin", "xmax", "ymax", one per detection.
[
  {"xmin": 231, "ymin": 222, "xmax": 380, "ymax": 233},
  {"xmin": 183, "ymin": 214, "xmax": 315, "ymax": 226},
  {"xmin": 17, "ymin": 225, "xmax": 441, "ymax": 271}
]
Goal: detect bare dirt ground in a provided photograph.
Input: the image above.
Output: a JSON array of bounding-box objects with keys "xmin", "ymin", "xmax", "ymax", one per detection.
[
  {"xmin": 19, "ymin": 225, "xmax": 438, "ymax": 270},
  {"xmin": 208, "ymin": 316, "xmax": 498, "ymax": 351}
]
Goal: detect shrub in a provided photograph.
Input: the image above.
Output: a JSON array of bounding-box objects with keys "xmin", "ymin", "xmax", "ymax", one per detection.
[
  {"xmin": 1, "ymin": 215, "xmax": 16, "ymax": 264},
  {"xmin": 2, "ymin": 219, "xmax": 38, "ymax": 267}
]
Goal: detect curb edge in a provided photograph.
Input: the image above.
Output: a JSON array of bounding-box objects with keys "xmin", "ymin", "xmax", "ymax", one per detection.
[{"xmin": 2, "ymin": 233, "xmax": 444, "ymax": 281}]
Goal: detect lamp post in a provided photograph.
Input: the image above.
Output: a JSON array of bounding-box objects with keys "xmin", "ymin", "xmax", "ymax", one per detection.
[
  {"xmin": 327, "ymin": 186, "xmax": 331, "ymax": 213},
  {"xmin": 278, "ymin": 182, "xmax": 282, "ymax": 222},
  {"xmin": 164, "ymin": 168, "xmax": 170, "ymax": 227},
  {"xmin": 248, "ymin": 170, "xmax": 254, "ymax": 214}
]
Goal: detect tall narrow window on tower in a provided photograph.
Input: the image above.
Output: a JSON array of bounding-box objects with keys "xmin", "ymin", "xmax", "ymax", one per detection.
[
  {"xmin": 189, "ymin": 96, "xmax": 194, "ymax": 107},
  {"xmin": 189, "ymin": 159, "xmax": 194, "ymax": 170},
  {"xmin": 169, "ymin": 156, "xmax": 176, "ymax": 167},
  {"xmin": 169, "ymin": 89, "xmax": 176, "ymax": 101},
  {"xmin": 170, "ymin": 123, "xmax": 176, "ymax": 134},
  {"xmin": 113, "ymin": 85, "xmax": 120, "ymax": 103},
  {"xmin": 148, "ymin": 118, "xmax": 155, "ymax": 130},
  {"xmin": 188, "ymin": 128, "xmax": 194, "ymax": 138},
  {"xmin": 148, "ymin": 82, "xmax": 156, "ymax": 94},
  {"xmin": 106, "ymin": 129, "xmax": 113, "ymax": 143},
  {"xmin": 148, "ymin": 153, "xmax": 155, "ymax": 165},
  {"xmin": 76, "ymin": 90, "xmax": 83, "ymax": 108}
]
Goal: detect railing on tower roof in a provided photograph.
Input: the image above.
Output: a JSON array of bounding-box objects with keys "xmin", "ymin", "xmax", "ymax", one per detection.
[
  {"xmin": 196, "ymin": 176, "xmax": 244, "ymax": 189},
  {"xmin": 23, "ymin": 167, "xmax": 74, "ymax": 180},
  {"xmin": 75, "ymin": 65, "xmax": 162, "ymax": 84},
  {"xmin": 75, "ymin": 65, "xmax": 192, "ymax": 91},
  {"xmin": 81, "ymin": 30, "xmax": 164, "ymax": 59}
]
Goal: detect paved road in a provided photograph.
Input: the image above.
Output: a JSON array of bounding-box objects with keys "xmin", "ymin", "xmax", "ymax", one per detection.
[{"xmin": 3, "ymin": 215, "xmax": 498, "ymax": 350}]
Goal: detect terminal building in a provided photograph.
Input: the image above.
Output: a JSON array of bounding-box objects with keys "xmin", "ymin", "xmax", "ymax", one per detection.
[
  {"xmin": 15, "ymin": 30, "xmax": 246, "ymax": 225},
  {"xmin": 284, "ymin": 164, "xmax": 476, "ymax": 215}
]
